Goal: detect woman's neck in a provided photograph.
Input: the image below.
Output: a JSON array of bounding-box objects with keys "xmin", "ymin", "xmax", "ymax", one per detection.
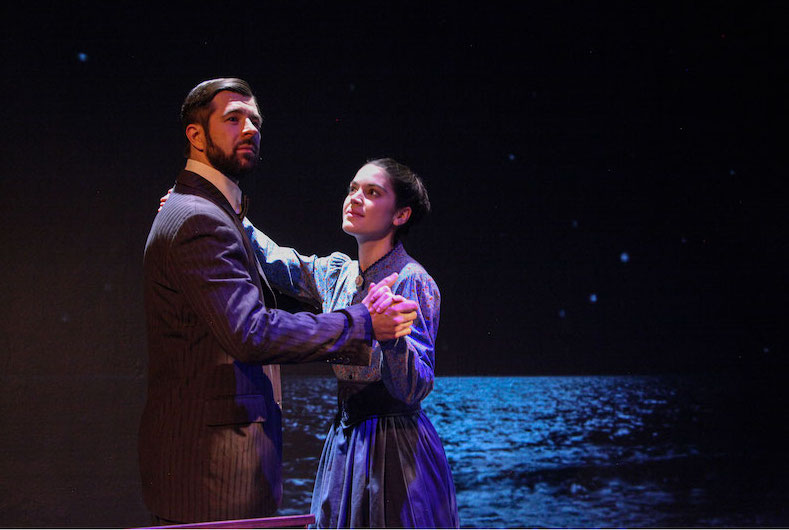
[{"xmin": 357, "ymin": 235, "xmax": 396, "ymax": 272}]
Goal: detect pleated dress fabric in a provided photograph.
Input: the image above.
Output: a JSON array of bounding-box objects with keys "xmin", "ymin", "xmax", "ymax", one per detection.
[
  {"xmin": 245, "ymin": 223, "xmax": 459, "ymax": 528},
  {"xmin": 312, "ymin": 395, "xmax": 458, "ymax": 527}
]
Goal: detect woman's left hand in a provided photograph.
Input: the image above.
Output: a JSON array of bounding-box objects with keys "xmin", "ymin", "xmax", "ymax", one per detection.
[
  {"xmin": 158, "ymin": 188, "xmax": 174, "ymax": 212},
  {"xmin": 371, "ymin": 292, "xmax": 407, "ymax": 314},
  {"xmin": 362, "ymin": 273, "xmax": 397, "ymax": 312}
]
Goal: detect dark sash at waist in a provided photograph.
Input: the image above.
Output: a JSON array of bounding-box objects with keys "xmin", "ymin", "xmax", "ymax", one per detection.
[{"xmin": 337, "ymin": 380, "xmax": 420, "ymax": 428}]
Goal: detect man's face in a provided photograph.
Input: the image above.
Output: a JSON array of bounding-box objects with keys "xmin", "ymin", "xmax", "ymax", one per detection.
[{"xmin": 204, "ymin": 91, "xmax": 262, "ymax": 180}]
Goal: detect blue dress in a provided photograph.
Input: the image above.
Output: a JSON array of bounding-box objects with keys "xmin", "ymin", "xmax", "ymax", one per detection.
[{"xmin": 244, "ymin": 220, "xmax": 459, "ymax": 528}]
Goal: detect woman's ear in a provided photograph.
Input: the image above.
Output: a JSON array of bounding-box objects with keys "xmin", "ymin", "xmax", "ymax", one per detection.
[
  {"xmin": 185, "ymin": 123, "xmax": 206, "ymax": 153},
  {"xmin": 393, "ymin": 206, "xmax": 412, "ymax": 226}
]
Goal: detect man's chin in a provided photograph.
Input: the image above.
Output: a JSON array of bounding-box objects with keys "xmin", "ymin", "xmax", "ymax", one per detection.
[
  {"xmin": 229, "ymin": 157, "xmax": 259, "ymax": 182},
  {"xmin": 240, "ymin": 154, "xmax": 259, "ymax": 167},
  {"xmin": 206, "ymin": 141, "xmax": 260, "ymax": 181}
]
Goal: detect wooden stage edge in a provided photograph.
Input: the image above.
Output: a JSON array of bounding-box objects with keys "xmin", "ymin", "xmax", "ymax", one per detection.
[{"xmin": 132, "ymin": 513, "xmax": 315, "ymax": 529}]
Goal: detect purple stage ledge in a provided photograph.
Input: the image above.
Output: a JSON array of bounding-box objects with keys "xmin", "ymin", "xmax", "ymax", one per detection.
[{"xmin": 132, "ymin": 513, "xmax": 315, "ymax": 529}]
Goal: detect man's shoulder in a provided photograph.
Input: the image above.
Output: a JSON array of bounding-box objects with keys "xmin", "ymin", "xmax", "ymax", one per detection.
[
  {"xmin": 155, "ymin": 192, "xmax": 230, "ymax": 229},
  {"xmin": 146, "ymin": 191, "xmax": 238, "ymax": 255}
]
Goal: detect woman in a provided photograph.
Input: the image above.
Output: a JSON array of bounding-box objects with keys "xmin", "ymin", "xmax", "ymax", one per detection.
[{"xmin": 245, "ymin": 158, "xmax": 459, "ymax": 528}]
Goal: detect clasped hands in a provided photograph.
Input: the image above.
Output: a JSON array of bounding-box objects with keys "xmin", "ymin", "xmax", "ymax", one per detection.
[{"xmin": 361, "ymin": 273, "xmax": 419, "ymax": 341}]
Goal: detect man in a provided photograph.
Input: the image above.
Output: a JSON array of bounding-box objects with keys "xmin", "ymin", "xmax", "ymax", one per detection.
[{"xmin": 140, "ymin": 78, "xmax": 417, "ymax": 525}]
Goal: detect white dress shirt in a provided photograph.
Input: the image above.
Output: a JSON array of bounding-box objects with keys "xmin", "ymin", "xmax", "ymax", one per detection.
[{"xmin": 185, "ymin": 159, "xmax": 243, "ymax": 215}]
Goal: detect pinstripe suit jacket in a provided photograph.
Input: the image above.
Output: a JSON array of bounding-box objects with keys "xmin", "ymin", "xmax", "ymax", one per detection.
[{"xmin": 140, "ymin": 170, "xmax": 373, "ymax": 523}]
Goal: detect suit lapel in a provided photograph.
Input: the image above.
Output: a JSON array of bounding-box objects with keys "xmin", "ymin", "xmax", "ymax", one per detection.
[
  {"xmin": 175, "ymin": 170, "xmax": 278, "ymax": 305},
  {"xmin": 175, "ymin": 170, "xmax": 282, "ymax": 407}
]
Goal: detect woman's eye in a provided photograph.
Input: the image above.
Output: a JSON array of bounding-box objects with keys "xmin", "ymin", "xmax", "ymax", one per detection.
[{"xmin": 368, "ymin": 189, "xmax": 378, "ymax": 197}]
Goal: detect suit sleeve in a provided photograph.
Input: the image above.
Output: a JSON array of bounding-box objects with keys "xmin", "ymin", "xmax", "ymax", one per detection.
[
  {"xmin": 170, "ymin": 208, "xmax": 372, "ymax": 366},
  {"xmin": 379, "ymin": 269, "xmax": 441, "ymax": 405}
]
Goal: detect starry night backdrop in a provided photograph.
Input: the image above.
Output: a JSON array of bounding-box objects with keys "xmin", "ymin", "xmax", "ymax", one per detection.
[{"xmin": 0, "ymin": 1, "xmax": 784, "ymax": 527}]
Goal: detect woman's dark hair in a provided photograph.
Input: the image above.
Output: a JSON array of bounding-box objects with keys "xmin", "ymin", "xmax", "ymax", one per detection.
[
  {"xmin": 368, "ymin": 158, "xmax": 431, "ymax": 240},
  {"xmin": 180, "ymin": 78, "xmax": 258, "ymax": 156}
]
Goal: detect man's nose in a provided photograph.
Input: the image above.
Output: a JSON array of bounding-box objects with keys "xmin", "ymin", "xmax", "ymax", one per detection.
[{"xmin": 242, "ymin": 117, "xmax": 259, "ymax": 137}]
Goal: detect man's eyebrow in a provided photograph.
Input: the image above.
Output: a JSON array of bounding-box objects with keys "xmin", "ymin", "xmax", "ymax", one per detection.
[{"xmin": 222, "ymin": 106, "xmax": 261, "ymax": 121}]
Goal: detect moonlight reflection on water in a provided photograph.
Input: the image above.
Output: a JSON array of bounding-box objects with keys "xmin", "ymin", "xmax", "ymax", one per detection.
[{"xmin": 280, "ymin": 374, "xmax": 787, "ymax": 528}]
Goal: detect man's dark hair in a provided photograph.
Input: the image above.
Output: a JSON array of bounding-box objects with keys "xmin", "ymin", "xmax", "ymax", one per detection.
[
  {"xmin": 180, "ymin": 78, "xmax": 258, "ymax": 157},
  {"xmin": 368, "ymin": 157, "xmax": 431, "ymax": 241}
]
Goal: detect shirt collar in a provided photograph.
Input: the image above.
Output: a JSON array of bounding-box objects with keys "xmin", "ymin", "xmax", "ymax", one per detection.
[{"xmin": 185, "ymin": 159, "xmax": 244, "ymax": 215}]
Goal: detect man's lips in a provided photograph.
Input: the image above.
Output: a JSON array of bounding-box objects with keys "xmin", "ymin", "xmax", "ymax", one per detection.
[{"xmin": 236, "ymin": 144, "xmax": 257, "ymax": 154}]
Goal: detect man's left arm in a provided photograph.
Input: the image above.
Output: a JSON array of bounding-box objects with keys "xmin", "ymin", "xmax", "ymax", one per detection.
[{"xmin": 173, "ymin": 209, "xmax": 373, "ymax": 365}]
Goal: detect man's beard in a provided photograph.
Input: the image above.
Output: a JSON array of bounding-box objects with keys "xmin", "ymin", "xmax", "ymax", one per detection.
[{"xmin": 205, "ymin": 133, "xmax": 258, "ymax": 182}]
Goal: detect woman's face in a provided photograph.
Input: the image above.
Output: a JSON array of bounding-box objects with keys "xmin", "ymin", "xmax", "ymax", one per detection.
[{"xmin": 342, "ymin": 164, "xmax": 406, "ymax": 242}]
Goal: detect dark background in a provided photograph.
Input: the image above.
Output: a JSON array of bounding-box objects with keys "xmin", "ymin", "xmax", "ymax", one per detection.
[{"xmin": 0, "ymin": 1, "xmax": 783, "ymax": 527}]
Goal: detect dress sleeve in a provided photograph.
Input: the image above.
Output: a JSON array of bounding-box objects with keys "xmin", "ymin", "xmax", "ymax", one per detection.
[
  {"xmin": 242, "ymin": 217, "xmax": 350, "ymax": 310},
  {"xmin": 379, "ymin": 267, "xmax": 441, "ymax": 405}
]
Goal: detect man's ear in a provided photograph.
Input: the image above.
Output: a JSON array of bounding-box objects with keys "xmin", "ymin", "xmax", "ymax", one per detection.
[
  {"xmin": 185, "ymin": 123, "xmax": 206, "ymax": 153},
  {"xmin": 393, "ymin": 206, "xmax": 412, "ymax": 226}
]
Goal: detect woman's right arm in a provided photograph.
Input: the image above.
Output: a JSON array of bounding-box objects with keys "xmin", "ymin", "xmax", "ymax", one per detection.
[{"xmin": 243, "ymin": 218, "xmax": 347, "ymax": 309}]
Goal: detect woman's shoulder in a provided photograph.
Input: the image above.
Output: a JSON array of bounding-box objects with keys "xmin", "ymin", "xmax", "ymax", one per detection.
[
  {"xmin": 317, "ymin": 251, "xmax": 358, "ymax": 287},
  {"xmin": 398, "ymin": 260, "xmax": 432, "ymax": 282},
  {"xmin": 395, "ymin": 259, "xmax": 440, "ymax": 300}
]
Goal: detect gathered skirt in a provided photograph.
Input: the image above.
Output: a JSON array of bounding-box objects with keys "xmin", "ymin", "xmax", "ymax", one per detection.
[{"xmin": 310, "ymin": 410, "xmax": 459, "ymax": 528}]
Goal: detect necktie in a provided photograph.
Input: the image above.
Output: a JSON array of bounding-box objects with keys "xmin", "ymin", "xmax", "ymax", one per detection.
[{"xmin": 238, "ymin": 195, "xmax": 249, "ymax": 220}]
